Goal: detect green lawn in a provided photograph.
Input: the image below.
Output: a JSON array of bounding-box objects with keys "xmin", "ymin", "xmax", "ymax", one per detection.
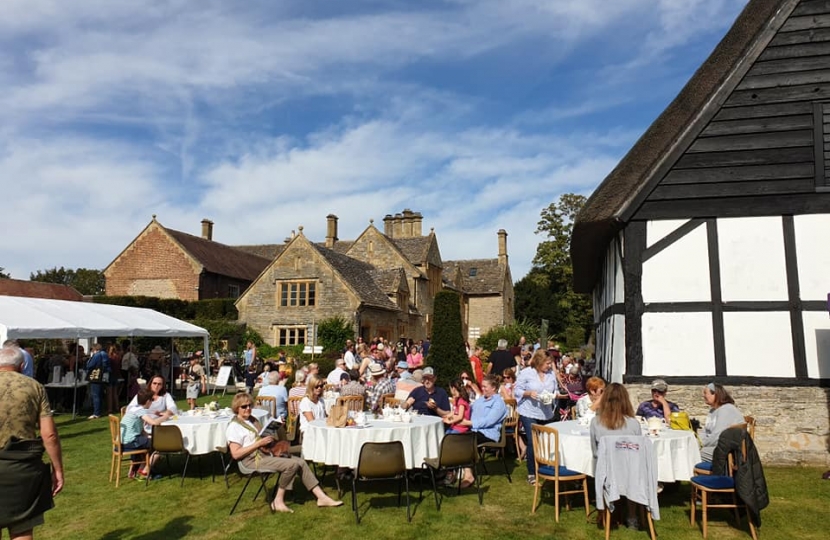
[{"xmin": 38, "ymin": 394, "xmax": 830, "ymax": 540}]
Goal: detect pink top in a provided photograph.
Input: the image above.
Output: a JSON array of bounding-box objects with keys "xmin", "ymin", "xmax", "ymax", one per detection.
[
  {"xmin": 449, "ymin": 397, "xmax": 471, "ymax": 433},
  {"xmin": 406, "ymin": 352, "xmax": 423, "ymax": 369}
]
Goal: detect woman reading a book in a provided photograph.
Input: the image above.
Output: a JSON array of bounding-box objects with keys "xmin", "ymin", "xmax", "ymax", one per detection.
[{"xmin": 225, "ymin": 393, "xmax": 342, "ymax": 512}]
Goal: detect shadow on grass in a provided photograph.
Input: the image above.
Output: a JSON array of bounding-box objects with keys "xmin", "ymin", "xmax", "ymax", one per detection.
[{"xmin": 98, "ymin": 516, "xmax": 194, "ymax": 540}]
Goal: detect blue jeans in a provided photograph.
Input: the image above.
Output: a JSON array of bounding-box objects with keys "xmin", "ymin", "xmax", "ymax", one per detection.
[
  {"xmin": 90, "ymin": 383, "xmax": 104, "ymax": 416},
  {"xmin": 520, "ymin": 415, "xmax": 554, "ymax": 476}
]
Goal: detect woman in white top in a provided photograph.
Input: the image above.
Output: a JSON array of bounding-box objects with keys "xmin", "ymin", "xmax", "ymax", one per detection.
[
  {"xmin": 299, "ymin": 375, "xmax": 327, "ymax": 433},
  {"xmin": 225, "ymin": 392, "xmax": 342, "ymax": 512},
  {"xmin": 700, "ymin": 383, "xmax": 745, "ymax": 462},
  {"xmin": 576, "ymin": 376, "xmax": 605, "ymax": 421},
  {"xmin": 126, "ymin": 375, "xmax": 179, "ymax": 433}
]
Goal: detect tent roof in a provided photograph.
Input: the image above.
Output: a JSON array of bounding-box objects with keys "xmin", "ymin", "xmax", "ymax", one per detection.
[{"xmin": 0, "ymin": 296, "xmax": 209, "ymax": 341}]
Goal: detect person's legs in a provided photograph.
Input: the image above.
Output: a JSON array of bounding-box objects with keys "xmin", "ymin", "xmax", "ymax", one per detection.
[
  {"xmin": 89, "ymin": 383, "xmax": 103, "ymax": 418},
  {"xmin": 291, "ymin": 457, "xmax": 341, "ymax": 506},
  {"xmin": 8, "ymin": 512, "xmax": 43, "ymax": 540},
  {"xmin": 10, "ymin": 528, "xmax": 34, "ymax": 540},
  {"xmin": 520, "ymin": 415, "xmax": 537, "ymax": 479}
]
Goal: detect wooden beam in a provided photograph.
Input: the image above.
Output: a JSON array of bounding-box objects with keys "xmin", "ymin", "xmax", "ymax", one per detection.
[
  {"xmin": 674, "ymin": 147, "xmax": 813, "ymax": 169},
  {"xmin": 635, "ymin": 192, "xmax": 830, "ymax": 220},
  {"xmin": 814, "ymin": 102, "xmax": 826, "ymax": 188},
  {"xmin": 643, "ymin": 219, "xmax": 704, "ymax": 262},
  {"xmin": 623, "ymin": 222, "xmax": 646, "ymax": 377},
  {"xmin": 662, "ymin": 163, "xmax": 814, "ymax": 184},
  {"xmin": 783, "ymin": 215, "xmax": 809, "ymax": 378},
  {"xmin": 623, "ymin": 375, "xmax": 830, "ymax": 388},
  {"xmin": 687, "ymin": 130, "xmax": 812, "ymax": 153},
  {"xmin": 699, "ymin": 114, "xmax": 813, "ymax": 136},
  {"xmin": 649, "ymin": 179, "xmax": 815, "ymax": 201},
  {"xmin": 707, "ymin": 219, "xmax": 727, "ymax": 377}
]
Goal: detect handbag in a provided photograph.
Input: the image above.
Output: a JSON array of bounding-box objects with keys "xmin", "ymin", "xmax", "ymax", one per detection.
[
  {"xmin": 88, "ymin": 367, "xmax": 103, "ymax": 383},
  {"xmin": 326, "ymin": 404, "xmax": 349, "ymax": 428},
  {"xmin": 670, "ymin": 411, "xmax": 693, "ymax": 431}
]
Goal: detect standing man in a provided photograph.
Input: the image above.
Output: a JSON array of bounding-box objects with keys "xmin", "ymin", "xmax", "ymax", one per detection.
[
  {"xmin": 486, "ymin": 339, "xmax": 516, "ymax": 375},
  {"xmin": 343, "ymin": 343, "xmax": 356, "ymax": 371},
  {"xmin": 0, "ymin": 345, "xmax": 64, "ymax": 540},
  {"xmin": 3, "ymin": 340, "xmax": 33, "ymax": 378}
]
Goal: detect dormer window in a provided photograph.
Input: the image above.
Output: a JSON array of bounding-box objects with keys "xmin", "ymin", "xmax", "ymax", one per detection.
[{"xmin": 469, "ymin": 268, "xmax": 477, "ymax": 277}]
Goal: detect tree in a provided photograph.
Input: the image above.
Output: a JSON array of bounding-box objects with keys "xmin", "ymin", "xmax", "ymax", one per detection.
[
  {"xmin": 514, "ymin": 193, "xmax": 593, "ymax": 349},
  {"xmin": 426, "ymin": 290, "xmax": 470, "ymax": 382},
  {"xmin": 316, "ymin": 316, "xmax": 354, "ymax": 354},
  {"xmin": 30, "ymin": 266, "xmax": 106, "ymax": 295},
  {"xmin": 0, "ymin": 267, "xmax": 9, "ymax": 279}
]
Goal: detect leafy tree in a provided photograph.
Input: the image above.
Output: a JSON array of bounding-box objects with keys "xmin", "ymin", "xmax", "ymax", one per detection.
[
  {"xmin": 514, "ymin": 193, "xmax": 593, "ymax": 347},
  {"xmin": 316, "ymin": 315, "xmax": 354, "ymax": 353},
  {"xmin": 426, "ymin": 290, "xmax": 470, "ymax": 382},
  {"xmin": 0, "ymin": 267, "xmax": 9, "ymax": 278},
  {"xmin": 30, "ymin": 266, "xmax": 105, "ymax": 295}
]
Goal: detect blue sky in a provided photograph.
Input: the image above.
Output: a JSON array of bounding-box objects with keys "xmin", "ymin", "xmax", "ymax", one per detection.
[{"xmin": 0, "ymin": 0, "xmax": 749, "ymax": 282}]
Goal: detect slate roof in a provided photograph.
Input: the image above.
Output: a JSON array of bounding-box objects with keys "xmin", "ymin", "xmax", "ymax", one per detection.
[
  {"xmin": 368, "ymin": 268, "xmax": 408, "ymax": 294},
  {"xmin": 392, "ymin": 236, "xmax": 432, "ymax": 265},
  {"xmin": 570, "ymin": 0, "xmax": 788, "ymax": 292},
  {"xmin": 443, "ymin": 258, "xmax": 505, "ymax": 295},
  {"xmin": 312, "ymin": 244, "xmax": 400, "ymax": 311},
  {"xmin": 0, "ymin": 278, "xmax": 84, "ymax": 301},
  {"xmin": 165, "ymin": 228, "xmax": 271, "ymax": 282},
  {"xmin": 233, "ymin": 244, "xmax": 285, "ymax": 260}
]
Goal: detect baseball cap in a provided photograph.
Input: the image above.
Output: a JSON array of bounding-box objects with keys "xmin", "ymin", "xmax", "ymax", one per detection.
[
  {"xmin": 422, "ymin": 366, "xmax": 435, "ymax": 379},
  {"xmin": 651, "ymin": 379, "xmax": 668, "ymax": 393}
]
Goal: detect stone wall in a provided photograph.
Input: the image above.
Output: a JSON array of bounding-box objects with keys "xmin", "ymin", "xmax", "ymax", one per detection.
[
  {"xmin": 627, "ymin": 383, "xmax": 830, "ymax": 466},
  {"xmin": 468, "ymin": 295, "xmax": 508, "ymax": 345},
  {"xmin": 106, "ymin": 225, "xmax": 200, "ymax": 300}
]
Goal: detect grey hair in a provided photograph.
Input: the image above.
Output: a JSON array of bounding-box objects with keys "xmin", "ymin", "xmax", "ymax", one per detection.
[
  {"xmin": 268, "ymin": 371, "xmax": 279, "ymax": 384},
  {"xmin": 0, "ymin": 345, "xmax": 24, "ymax": 368},
  {"xmin": 497, "ymin": 339, "xmax": 508, "ymax": 349},
  {"xmin": 2, "ymin": 339, "xmax": 18, "ymax": 348},
  {"xmin": 295, "ymin": 370, "xmax": 306, "ymax": 384}
]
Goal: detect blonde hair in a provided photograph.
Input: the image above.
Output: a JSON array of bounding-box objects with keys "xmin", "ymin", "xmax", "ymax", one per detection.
[
  {"xmin": 305, "ymin": 374, "xmax": 322, "ymax": 397},
  {"xmin": 231, "ymin": 392, "xmax": 253, "ymax": 414}
]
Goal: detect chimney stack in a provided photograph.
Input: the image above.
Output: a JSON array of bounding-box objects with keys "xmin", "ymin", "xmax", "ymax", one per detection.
[
  {"xmin": 201, "ymin": 219, "xmax": 214, "ymax": 241},
  {"xmin": 412, "ymin": 212, "xmax": 423, "ymax": 236},
  {"xmin": 497, "ymin": 229, "xmax": 508, "ymax": 266},
  {"xmin": 325, "ymin": 214, "xmax": 339, "ymax": 248},
  {"xmin": 393, "ymin": 213, "xmax": 403, "ymax": 238},
  {"xmin": 383, "ymin": 215, "xmax": 394, "ymax": 237}
]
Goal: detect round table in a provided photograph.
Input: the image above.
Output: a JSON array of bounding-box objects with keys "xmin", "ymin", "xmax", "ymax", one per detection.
[
  {"xmin": 552, "ymin": 420, "xmax": 701, "ymax": 483},
  {"xmin": 163, "ymin": 409, "xmax": 269, "ymax": 455},
  {"xmin": 302, "ymin": 415, "xmax": 444, "ymax": 469}
]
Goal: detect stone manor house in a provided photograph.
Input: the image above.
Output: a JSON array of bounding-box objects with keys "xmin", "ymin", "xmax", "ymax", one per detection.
[{"xmin": 104, "ymin": 210, "xmax": 514, "ymax": 346}]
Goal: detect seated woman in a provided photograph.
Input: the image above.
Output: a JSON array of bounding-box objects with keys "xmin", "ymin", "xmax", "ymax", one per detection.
[
  {"xmin": 576, "ymin": 376, "xmax": 605, "ymax": 421},
  {"xmin": 590, "ymin": 383, "xmax": 643, "ymax": 530},
  {"xmin": 635, "ymin": 379, "xmax": 680, "ymax": 421},
  {"xmin": 443, "ymin": 378, "xmax": 471, "ymax": 434},
  {"xmin": 126, "ymin": 375, "xmax": 179, "ymax": 434},
  {"xmin": 121, "ymin": 389, "xmax": 172, "ymax": 479},
  {"xmin": 225, "ymin": 392, "xmax": 342, "ymax": 512},
  {"xmin": 299, "ymin": 375, "xmax": 327, "ymax": 434},
  {"xmin": 455, "ymin": 374, "xmax": 507, "ymax": 488},
  {"xmin": 700, "ymin": 383, "xmax": 745, "ymax": 462},
  {"xmin": 406, "ymin": 346, "xmax": 423, "ymax": 370}
]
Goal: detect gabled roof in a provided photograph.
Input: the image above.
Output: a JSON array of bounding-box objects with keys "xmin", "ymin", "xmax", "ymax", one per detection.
[
  {"xmin": 233, "ymin": 244, "xmax": 285, "ymax": 260},
  {"xmin": 571, "ymin": 0, "xmax": 793, "ymax": 292},
  {"xmin": 312, "ymin": 244, "xmax": 400, "ymax": 311},
  {"xmin": 0, "ymin": 278, "xmax": 84, "ymax": 301},
  {"xmin": 369, "ymin": 267, "xmax": 409, "ymax": 294},
  {"xmin": 393, "ymin": 236, "xmax": 433, "ymax": 265},
  {"xmin": 345, "ymin": 225, "xmax": 426, "ymax": 278},
  {"xmin": 165, "ymin": 228, "xmax": 271, "ymax": 282},
  {"xmin": 443, "ymin": 258, "xmax": 505, "ymax": 295}
]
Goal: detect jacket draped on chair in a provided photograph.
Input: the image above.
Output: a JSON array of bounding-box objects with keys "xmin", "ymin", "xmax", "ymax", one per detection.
[{"xmin": 710, "ymin": 427, "xmax": 768, "ymax": 526}]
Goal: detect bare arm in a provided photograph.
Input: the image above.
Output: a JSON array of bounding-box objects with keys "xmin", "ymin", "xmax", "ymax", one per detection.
[
  {"xmin": 229, "ymin": 437, "xmax": 273, "ymax": 461},
  {"xmin": 39, "ymin": 415, "xmax": 64, "ymax": 496}
]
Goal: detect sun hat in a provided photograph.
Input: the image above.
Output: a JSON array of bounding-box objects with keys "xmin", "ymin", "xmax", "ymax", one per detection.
[
  {"xmin": 368, "ymin": 363, "xmax": 385, "ymax": 376},
  {"xmin": 396, "ymin": 361, "xmax": 409, "ymax": 370}
]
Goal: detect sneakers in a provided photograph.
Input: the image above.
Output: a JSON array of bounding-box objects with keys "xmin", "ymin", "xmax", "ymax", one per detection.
[
  {"xmin": 87, "ymin": 415, "xmax": 100, "ymax": 420},
  {"xmin": 626, "ymin": 517, "xmax": 640, "ymax": 530},
  {"xmin": 526, "ymin": 475, "xmax": 536, "ymax": 485}
]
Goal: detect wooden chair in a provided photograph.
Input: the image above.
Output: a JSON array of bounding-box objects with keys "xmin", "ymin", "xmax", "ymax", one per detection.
[
  {"xmin": 690, "ymin": 427, "xmax": 758, "ymax": 540},
  {"xmin": 352, "ymin": 441, "xmax": 410, "ymax": 524},
  {"xmin": 254, "ymin": 395, "xmax": 277, "ymax": 417},
  {"xmin": 108, "ymin": 415, "xmax": 149, "ymax": 488},
  {"xmin": 421, "ymin": 432, "xmax": 481, "ymax": 509},
  {"xmin": 324, "ymin": 383, "xmax": 337, "ymax": 392},
  {"xmin": 478, "ymin": 421, "xmax": 512, "ymax": 483},
  {"xmin": 530, "ymin": 424, "xmax": 590, "ymax": 521},
  {"xmin": 744, "ymin": 416, "xmax": 756, "ymax": 440},
  {"xmin": 337, "ymin": 395, "xmax": 365, "ymax": 413},
  {"xmin": 286, "ymin": 396, "xmax": 304, "ymax": 443},
  {"xmin": 381, "ymin": 395, "xmax": 401, "ymax": 409},
  {"xmin": 503, "ymin": 398, "xmax": 520, "ymax": 459},
  {"xmin": 119, "ymin": 406, "xmax": 127, "ymax": 418},
  {"xmin": 287, "ymin": 396, "xmax": 303, "ymax": 417},
  {"xmin": 694, "ymin": 422, "xmax": 748, "ymax": 476}
]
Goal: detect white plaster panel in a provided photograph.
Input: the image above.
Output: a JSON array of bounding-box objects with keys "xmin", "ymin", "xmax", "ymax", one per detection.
[
  {"xmin": 718, "ymin": 217, "xmax": 787, "ymax": 302},
  {"xmin": 646, "ymin": 219, "xmax": 689, "ymax": 248},
  {"xmin": 793, "ymin": 214, "xmax": 830, "ymax": 300},
  {"xmin": 641, "ymin": 312, "xmax": 715, "ymax": 376},
  {"xmin": 610, "ymin": 314, "xmax": 625, "ymax": 384},
  {"xmin": 802, "ymin": 311, "xmax": 830, "ymax": 379},
  {"xmin": 723, "ymin": 312, "xmax": 793, "ymax": 377},
  {"xmin": 642, "ymin": 224, "xmax": 710, "ymax": 302},
  {"xmin": 615, "ymin": 233, "xmax": 625, "ymax": 304}
]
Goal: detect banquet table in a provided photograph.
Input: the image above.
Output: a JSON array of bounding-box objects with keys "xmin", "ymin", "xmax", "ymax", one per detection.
[
  {"xmin": 552, "ymin": 420, "xmax": 701, "ymax": 483},
  {"xmin": 302, "ymin": 415, "xmax": 444, "ymax": 469},
  {"xmin": 163, "ymin": 409, "xmax": 269, "ymax": 455}
]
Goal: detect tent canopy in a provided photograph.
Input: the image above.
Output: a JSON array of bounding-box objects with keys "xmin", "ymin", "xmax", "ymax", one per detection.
[{"xmin": 0, "ymin": 296, "xmax": 209, "ymax": 342}]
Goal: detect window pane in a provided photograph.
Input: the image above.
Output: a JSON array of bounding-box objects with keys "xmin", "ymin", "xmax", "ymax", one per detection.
[
  {"xmin": 280, "ymin": 284, "xmax": 288, "ymax": 307},
  {"xmin": 298, "ymin": 329, "xmax": 306, "ymax": 345},
  {"xmin": 299, "ymin": 283, "xmax": 306, "ymax": 306},
  {"xmin": 308, "ymin": 283, "xmax": 315, "ymax": 306},
  {"xmin": 290, "ymin": 283, "xmax": 298, "ymax": 306}
]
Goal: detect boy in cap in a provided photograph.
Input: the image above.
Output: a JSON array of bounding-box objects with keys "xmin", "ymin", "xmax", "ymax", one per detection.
[{"xmin": 636, "ymin": 379, "xmax": 680, "ymax": 421}]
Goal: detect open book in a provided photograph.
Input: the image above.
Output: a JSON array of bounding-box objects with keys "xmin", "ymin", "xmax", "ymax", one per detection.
[{"xmin": 257, "ymin": 417, "xmax": 285, "ymax": 438}]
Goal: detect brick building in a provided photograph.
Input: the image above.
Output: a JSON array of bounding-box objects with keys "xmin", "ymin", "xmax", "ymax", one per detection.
[{"xmin": 104, "ymin": 216, "xmax": 271, "ymax": 300}]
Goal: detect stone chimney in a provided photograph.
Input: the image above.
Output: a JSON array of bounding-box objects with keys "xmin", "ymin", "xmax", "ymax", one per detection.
[
  {"xmin": 393, "ymin": 213, "xmax": 403, "ymax": 238},
  {"xmin": 412, "ymin": 212, "xmax": 423, "ymax": 236},
  {"xmin": 326, "ymin": 214, "xmax": 338, "ymax": 248},
  {"xmin": 498, "ymin": 229, "xmax": 508, "ymax": 266},
  {"xmin": 201, "ymin": 219, "xmax": 214, "ymax": 241},
  {"xmin": 383, "ymin": 215, "xmax": 394, "ymax": 237},
  {"xmin": 401, "ymin": 209, "xmax": 414, "ymax": 237}
]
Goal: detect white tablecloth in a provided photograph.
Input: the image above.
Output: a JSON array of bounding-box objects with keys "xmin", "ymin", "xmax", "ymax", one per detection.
[
  {"xmin": 302, "ymin": 416, "xmax": 444, "ymax": 469},
  {"xmin": 163, "ymin": 409, "xmax": 269, "ymax": 455},
  {"xmin": 552, "ymin": 420, "xmax": 701, "ymax": 483}
]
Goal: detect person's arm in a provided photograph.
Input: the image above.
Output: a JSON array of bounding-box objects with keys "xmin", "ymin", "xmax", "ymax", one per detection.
[
  {"xmin": 228, "ymin": 436, "xmax": 273, "ymax": 461},
  {"xmin": 141, "ymin": 411, "xmax": 172, "ymax": 426},
  {"xmin": 39, "ymin": 415, "xmax": 64, "ymax": 496},
  {"xmin": 515, "ymin": 372, "xmax": 538, "ymax": 401},
  {"xmin": 165, "ymin": 393, "xmax": 180, "ymax": 415},
  {"xmin": 470, "ymin": 399, "xmax": 506, "ymax": 430}
]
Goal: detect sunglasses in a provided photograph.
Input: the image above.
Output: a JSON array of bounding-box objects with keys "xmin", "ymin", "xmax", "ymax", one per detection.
[
  {"xmin": 239, "ymin": 404, "xmax": 252, "ymax": 410},
  {"xmin": 315, "ymin": 384, "xmax": 325, "ymax": 389}
]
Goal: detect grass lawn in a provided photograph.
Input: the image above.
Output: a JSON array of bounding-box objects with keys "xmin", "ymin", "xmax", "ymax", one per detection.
[{"xmin": 37, "ymin": 393, "xmax": 830, "ymax": 540}]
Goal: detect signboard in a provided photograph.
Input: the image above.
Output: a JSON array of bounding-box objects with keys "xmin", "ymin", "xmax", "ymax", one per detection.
[
  {"xmin": 214, "ymin": 365, "xmax": 233, "ymax": 388},
  {"xmin": 302, "ymin": 346, "xmax": 323, "ymax": 355}
]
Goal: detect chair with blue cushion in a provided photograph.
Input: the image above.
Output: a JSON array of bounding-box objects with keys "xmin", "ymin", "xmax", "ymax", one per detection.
[
  {"xmin": 502, "ymin": 398, "xmax": 520, "ymax": 458},
  {"xmin": 530, "ymin": 424, "xmax": 590, "ymax": 521},
  {"xmin": 690, "ymin": 433, "xmax": 757, "ymax": 539},
  {"xmin": 693, "ymin": 421, "xmax": 748, "ymax": 476}
]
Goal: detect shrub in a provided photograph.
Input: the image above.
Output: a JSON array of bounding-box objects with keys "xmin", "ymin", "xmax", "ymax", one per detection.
[
  {"xmin": 426, "ymin": 290, "xmax": 470, "ymax": 381},
  {"xmin": 316, "ymin": 315, "xmax": 354, "ymax": 353}
]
